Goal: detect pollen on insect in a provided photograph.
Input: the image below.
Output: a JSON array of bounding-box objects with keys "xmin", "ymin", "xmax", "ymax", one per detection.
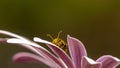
[{"xmin": 47, "ymin": 31, "xmax": 68, "ymax": 52}]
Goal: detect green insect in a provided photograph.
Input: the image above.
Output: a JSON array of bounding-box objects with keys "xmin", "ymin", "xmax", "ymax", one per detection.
[{"xmin": 47, "ymin": 31, "xmax": 68, "ymax": 52}]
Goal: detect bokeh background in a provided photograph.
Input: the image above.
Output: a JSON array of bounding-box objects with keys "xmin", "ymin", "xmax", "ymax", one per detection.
[{"xmin": 0, "ymin": 0, "xmax": 120, "ymax": 68}]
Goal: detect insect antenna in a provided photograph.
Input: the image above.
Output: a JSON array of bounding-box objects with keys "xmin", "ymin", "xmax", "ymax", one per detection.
[
  {"xmin": 57, "ymin": 31, "xmax": 62, "ymax": 38},
  {"xmin": 47, "ymin": 34, "xmax": 54, "ymax": 40}
]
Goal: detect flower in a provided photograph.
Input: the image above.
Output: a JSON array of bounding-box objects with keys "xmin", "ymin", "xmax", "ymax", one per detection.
[{"xmin": 0, "ymin": 30, "xmax": 120, "ymax": 68}]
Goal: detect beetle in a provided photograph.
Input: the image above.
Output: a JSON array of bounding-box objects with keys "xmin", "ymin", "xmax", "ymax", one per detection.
[{"xmin": 47, "ymin": 31, "xmax": 68, "ymax": 52}]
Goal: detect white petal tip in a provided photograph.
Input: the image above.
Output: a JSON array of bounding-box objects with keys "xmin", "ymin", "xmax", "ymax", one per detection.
[
  {"xmin": 84, "ymin": 56, "xmax": 100, "ymax": 64},
  {"xmin": 7, "ymin": 38, "xmax": 24, "ymax": 43},
  {"xmin": 33, "ymin": 37, "xmax": 53, "ymax": 45}
]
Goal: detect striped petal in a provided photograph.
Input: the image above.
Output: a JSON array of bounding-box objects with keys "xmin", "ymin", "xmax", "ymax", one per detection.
[
  {"xmin": 67, "ymin": 35, "xmax": 87, "ymax": 68},
  {"xmin": 81, "ymin": 56, "xmax": 102, "ymax": 68},
  {"xmin": 7, "ymin": 38, "xmax": 66, "ymax": 68},
  {"xmin": 34, "ymin": 37, "xmax": 75, "ymax": 68},
  {"xmin": 0, "ymin": 30, "xmax": 65, "ymax": 68},
  {"xmin": 96, "ymin": 55, "xmax": 120, "ymax": 68},
  {"xmin": 13, "ymin": 52, "xmax": 59, "ymax": 67},
  {"xmin": 0, "ymin": 38, "xmax": 8, "ymax": 43}
]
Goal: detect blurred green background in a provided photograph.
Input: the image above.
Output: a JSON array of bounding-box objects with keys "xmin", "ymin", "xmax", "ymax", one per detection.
[{"xmin": 0, "ymin": 0, "xmax": 120, "ymax": 68}]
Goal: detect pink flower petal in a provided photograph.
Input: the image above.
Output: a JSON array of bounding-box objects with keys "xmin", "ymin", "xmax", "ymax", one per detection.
[
  {"xmin": 34, "ymin": 37, "xmax": 75, "ymax": 68},
  {"xmin": 81, "ymin": 56, "xmax": 102, "ymax": 68},
  {"xmin": 96, "ymin": 55, "xmax": 120, "ymax": 68},
  {"xmin": 13, "ymin": 52, "xmax": 60, "ymax": 68},
  {"xmin": 7, "ymin": 38, "xmax": 46, "ymax": 57},
  {"xmin": 0, "ymin": 30, "xmax": 29, "ymax": 42},
  {"xmin": 0, "ymin": 38, "xmax": 8, "ymax": 43},
  {"xmin": 0, "ymin": 30, "xmax": 66, "ymax": 68},
  {"xmin": 7, "ymin": 38, "xmax": 66, "ymax": 68},
  {"xmin": 46, "ymin": 44, "xmax": 75, "ymax": 68},
  {"xmin": 67, "ymin": 35, "xmax": 87, "ymax": 68},
  {"xmin": 32, "ymin": 46, "xmax": 67, "ymax": 68}
]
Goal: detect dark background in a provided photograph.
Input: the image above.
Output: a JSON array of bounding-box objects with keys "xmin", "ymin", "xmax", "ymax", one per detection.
[{"xmin": 0, "ymin": 0, "xmax": 120, "ymax": 68}]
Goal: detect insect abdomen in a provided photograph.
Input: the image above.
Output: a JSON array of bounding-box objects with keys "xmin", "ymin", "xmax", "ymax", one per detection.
[{"xmin": 52, "ymin": 38, "xmax": 68, "ymax": 52}]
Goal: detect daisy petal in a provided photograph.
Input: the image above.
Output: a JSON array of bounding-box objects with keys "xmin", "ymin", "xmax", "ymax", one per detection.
[
  {"xmin": 0, "ymin": 30, "xmax": 29, "ymax": 42},
  {"xmin": 34, "ymin": 37, "xmax": 75, "ymax": 68},
  {"xmin": 81, "ymin": 56, "xmax": 102, "ymax": 68},
  {"xmin": 7, "ymin": 38, "xmax": 45, "ymax": 56},
  {"xmin": 96, "ymin": 55, "xmax": 120, "ymax": 68},
  {"xmin": 13, "ymin": 52, "xmax": 60, "ymax": 68},
  {"xmin": 0, "ymin": 38, "xmax": 8, "ymax": 43},
  {"xmin": 33, "ymin": 46, "xmax": 67, "ymax": 68},
  {"xmin": 7, "ymin": 38, "xmax": 66, "ymax": 68},
  {"xmin": 46, "ymin": 44, "xmax": 74, "ymax": 68},
  {"xmin": 67, "ymin": 35, "xmax": 87, "ymax": 68}
]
